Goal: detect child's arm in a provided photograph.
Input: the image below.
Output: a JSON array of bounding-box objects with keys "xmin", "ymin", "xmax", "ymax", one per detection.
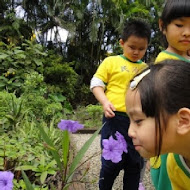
[{"xmin": 92, "ymin": 86, "xmax": 115, "ymax": 118}]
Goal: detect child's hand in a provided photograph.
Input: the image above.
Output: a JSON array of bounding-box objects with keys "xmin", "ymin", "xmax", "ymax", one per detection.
[{"xmin": 103, "ymin": 101, "xmax": 116, "ymax": 118}]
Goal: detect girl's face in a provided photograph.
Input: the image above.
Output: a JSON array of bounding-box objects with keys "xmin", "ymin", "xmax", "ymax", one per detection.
[
  {"xmin": 126, "ymin": 89, "xmax": 156, "ymax": 158},
  {"xmin": 161, "ymin": 17, "xmax": 190, "ymax": 57},
  {"xmin": 126, "ymin": 89, "xmax": 177, "ymax": 158}
]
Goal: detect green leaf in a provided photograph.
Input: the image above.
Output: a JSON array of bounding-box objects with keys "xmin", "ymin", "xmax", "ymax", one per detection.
[
  {"xmin": 40, "ymin": 171, "xmax": 48, "ymax": 184},
  {"xmin": 33, "ymin": 58, "xmax": 42, "ymax": 66},
  {"xmin": 21, "ymin": 170, "xmax": 34, "ymax": 190},
  {"xmin": 66, "ymin": 125, "xmax": 102, "ymax": 182},
  {"xmin": 46, "ymin": 159, "xmax": 57, "ymax": 169},
  {"xmin": 5, "ymin": 114, "xmax": 15, "ymax": 121},
  {"xmin": 38, "ymin": 125, "xmax": 62, "ymax": 170},
  {"xmin": 12, "ymin": 82, "xmax": 22, "ymax": 87},
  {"xmin": 0, "ymin": 76, "xmax": 8, "ymax": 81},
  {"xmin": 62, "ymin": 130, "xmax": 69, "ymax": 168},
  {"xmin": 14, "ymin": 49, "xmax": 24, "ymax": 54},
  {"xmin": 0, "ymin": 54, "xmax": 8, "ymax": 60},
  {"xmin": 15, "ymin": 165, "xmax": 35, "ymax": 170},
  {"xmin": 0, "ymin": 83, "xmax": 6, "ymax": 87}
]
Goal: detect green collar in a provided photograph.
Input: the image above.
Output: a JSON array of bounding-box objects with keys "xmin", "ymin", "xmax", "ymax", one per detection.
[
  {"xmin": 163, "ymin": 50, "xmax": 190, "ymax": 62},
  {"xmin": 120, "ymin": 55, "xmax": 143, "ymax": 64},
  {"xmin": 174, "ymin": 154, "xmax": 190, "ymax": 178}
]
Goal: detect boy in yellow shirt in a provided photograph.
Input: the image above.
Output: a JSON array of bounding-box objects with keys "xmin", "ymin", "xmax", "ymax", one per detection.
[{"xmin": 90, "ymin": 19, "xmax": 151, "ymax": 190}]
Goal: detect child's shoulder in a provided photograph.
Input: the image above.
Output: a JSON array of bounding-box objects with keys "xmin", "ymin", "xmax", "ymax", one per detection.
[
  {"xmin": 102, "ymin": 55, "xmax": 124, "ymax": 64},
  {"xmin": 155, "ymin": 51, "xmax": 190, "ymax": 64},
  {"xmin": 104, "ymin": 55, "xmax": 121, "ymax": 60}
]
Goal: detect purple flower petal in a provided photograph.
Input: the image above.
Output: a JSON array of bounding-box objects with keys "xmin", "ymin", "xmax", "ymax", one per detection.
[
  {"xmin": 102, "ymin": 131, "xmax": 128, "ymax": 163},
  {"xmin": 102, "ymin": 136, "xmax": 123, "ymax": 163},
  {"xmin": 111, "ymin": 151, "xmax": 122, "ymax": 163},
  {"xmin": 58, "ymin": 119, "xmax": 84, "ymax": 133},
  {"xmin": 138, "ymin": 182, "xmax": 145, "ymax": 190},
  {"xmin": 115, "ymin": 131, "xmax": 128, "ymax": 153},
  {"xmin": 0, "ymin": 171, "xmax": 14, "ymax": 190}
]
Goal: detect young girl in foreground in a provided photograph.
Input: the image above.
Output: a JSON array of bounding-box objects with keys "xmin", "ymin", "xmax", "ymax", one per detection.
[{"xmin": 126, "ymin": 59, "xmax": 190, "ymax": 190}]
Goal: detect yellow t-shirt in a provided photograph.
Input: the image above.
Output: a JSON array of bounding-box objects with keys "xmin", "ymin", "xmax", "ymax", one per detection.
[
  {"xmin": 167, "ymin": 153, "xmax": 190, "ymax": 190},
  {"xmin": 94, "ymin": 55, "xmax": 147, "ymax": 112},
  {"xmin": 155, "ymin": 50, "xmax": 190, "ymax": 63}
]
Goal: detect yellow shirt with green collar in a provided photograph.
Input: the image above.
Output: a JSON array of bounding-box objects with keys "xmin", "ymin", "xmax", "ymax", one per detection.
[
  {"xmin": 167, "ymin": 153, "xmax": 190, "ymax": 190},
  {"xmin": 150, "ymin": 50, "xmax": 190, "ymax": 190},
  {"xmin": 155, "ymin": 50, "xmax": 190, "ymax": 63},
  {"xmin": 94, "ymin": 55, "xmax": 147, "ymax": 112}
]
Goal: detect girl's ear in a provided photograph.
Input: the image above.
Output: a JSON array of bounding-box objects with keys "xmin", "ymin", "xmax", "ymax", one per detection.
[
  {"xmin": 119, "ymin": 39, "xmax": 124, "ymax": 47},
  {"xmin": 159, "ymin": 19, "xmax": 166, "ymax": 35},
  {"xmin": 177, "ymin": 108, "xmax": 190, "ymax": 135}
]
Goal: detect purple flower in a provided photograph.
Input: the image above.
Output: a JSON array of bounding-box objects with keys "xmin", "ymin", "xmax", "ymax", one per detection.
[
  {"xmin": 138, "ymin": 182, "xmax": 145, "ymax": 190},
  {"xmin": 102, "ymin": 132, "xmax": 128, "ymax": 163},
  {"xmin": 0, "ymin": 171, "xmax": 14, "ymax": 190},
  {"xmin": 115, "ymin": 131, "xmax": 128, "ymax": 153},
  {"xmin": 102, "ymin": 136, "xmax": 123, "ymax": 163},
  {"xmin": 58, "ymin": 119, "xmax": 84, "ymax": 133}
]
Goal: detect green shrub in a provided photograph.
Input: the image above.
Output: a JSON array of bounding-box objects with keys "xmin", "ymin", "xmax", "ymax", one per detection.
[
  {"xmin": 44, "ymin": 62, "xmax": 78, "ymax": 101},
  {"xmin": 71, "ymin": 104, "xmax": 102, "ymax": 128},
  {"xmin": 0, "ymin": 41, "xmax": 47, "ymax": 95},
  {"xmin": 0, "ymin": 91, "xmax": 26, "ymax": 131}
]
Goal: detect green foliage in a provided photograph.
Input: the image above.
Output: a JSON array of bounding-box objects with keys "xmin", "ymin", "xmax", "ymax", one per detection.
[
  {"xmin": 0, "ymin": 91, "xmax": 26, "ymax": 131},
  {"xmin": 20, "ymin": 71, "xmax": 64, "ymax": 121},
  {"xmin": 86, "ymin": 104, "xmax": 102, "ymax": 119},
  {"xmin": 0, "ymin": 11, "xmax": 32, "ymax": 45},
  {"xmin": 0, "ymin": 40, "xmax": 47, "ymax": 95},
  {"xmin": 44, "ymin": 61, "xmax": 78, "ymax": 101},
  {"xmin": 22, "ymin": 71, "xmax": 46, "ymax": 95},
  {"xmin": 0, "ymin": 40, "xmax": 46, "ymax": 73},
  {"xmin": 38, "ymin": 121, "xmax": 102, "ymax": 189},
  {"xmin": 0, "ymin": 91, "xmax": 11, "ymax": 119},
  {"xmin": 73, "ymin": 83, "xmax": 96, "ymax": 106},
  {"xmin": 0, "ymin": 117, "xmax": 63, "ymax": 189},
  {"xmin": 0, "ymin": 75, "xmax": 23, "ymax": 92},
  {"xmin": 71, "ymin": 104, "xmax": 102, "ymax": 128}
]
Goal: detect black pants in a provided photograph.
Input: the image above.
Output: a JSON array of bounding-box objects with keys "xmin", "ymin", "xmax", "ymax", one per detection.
[{"xmin": 99, "ymin": 114, "xmax": 143, "ymax": 190}]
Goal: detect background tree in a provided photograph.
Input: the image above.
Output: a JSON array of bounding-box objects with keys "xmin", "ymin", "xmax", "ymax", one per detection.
[{"xmin": 0, "ymin": 0, "xmax": 166, "ymax": 106}]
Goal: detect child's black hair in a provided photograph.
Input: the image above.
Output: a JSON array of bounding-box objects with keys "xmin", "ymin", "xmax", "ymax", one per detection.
[
  {"xmin": 136, "ymin": 59, "xmax": 190, "ymax": 156},
  {"xmin": 121, "ymin": 18, "xmax": 151, "ymax": 43},
  {"xmin": 161, "ymin": 0, "xmax": 190, "ymax": 30},
  {"xmin": 159, "ymin": 0, "xmax": 190, "ymax": 47}
]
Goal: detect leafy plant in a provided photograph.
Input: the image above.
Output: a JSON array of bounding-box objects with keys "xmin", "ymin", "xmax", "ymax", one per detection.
[
  {"xmin": 0, "ymin": 75, "xmax": 23, "ymax": 93},
  {"xmin": 43, "ymin": 62, "xmax": 78, "ymax": 101},
  {"xmin": 0, "ymin": 91, "xmax": 27, "ymax": 131},
  {"xmin": 21, "ymin": 72, "xmax": 64, "ymax": 121},
  {"xmin": 0, "ymin": 117, "xmax": 63, "ymax": 189},
  {"xmin": 71, "ymin": 105, "xmax": 102, "ymax": 128},
  {"xmin": 36, "ymin": 119, "xmax": 102, "ymax": 189}
]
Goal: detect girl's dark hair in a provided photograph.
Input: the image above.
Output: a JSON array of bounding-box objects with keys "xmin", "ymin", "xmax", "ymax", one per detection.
[
  {"xmin": 159, "ymin": 0, "xmax": 190, "ymax": 47},
  {"xmin": 121, "ymin": 18, "xmax": 151, "ymax": 43},
  {"xmin": 136, "ymin": 59, "xmax": 190, "ymax": 156},
  {"xmin": 161, "ymin": 0, "xmax": 190, "ymax": 30}
]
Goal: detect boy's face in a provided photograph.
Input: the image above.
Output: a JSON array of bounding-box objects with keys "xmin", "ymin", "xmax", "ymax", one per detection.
[{"xmin": 120, "ymin": 35, "xmax": 148, "ymax": 62}]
